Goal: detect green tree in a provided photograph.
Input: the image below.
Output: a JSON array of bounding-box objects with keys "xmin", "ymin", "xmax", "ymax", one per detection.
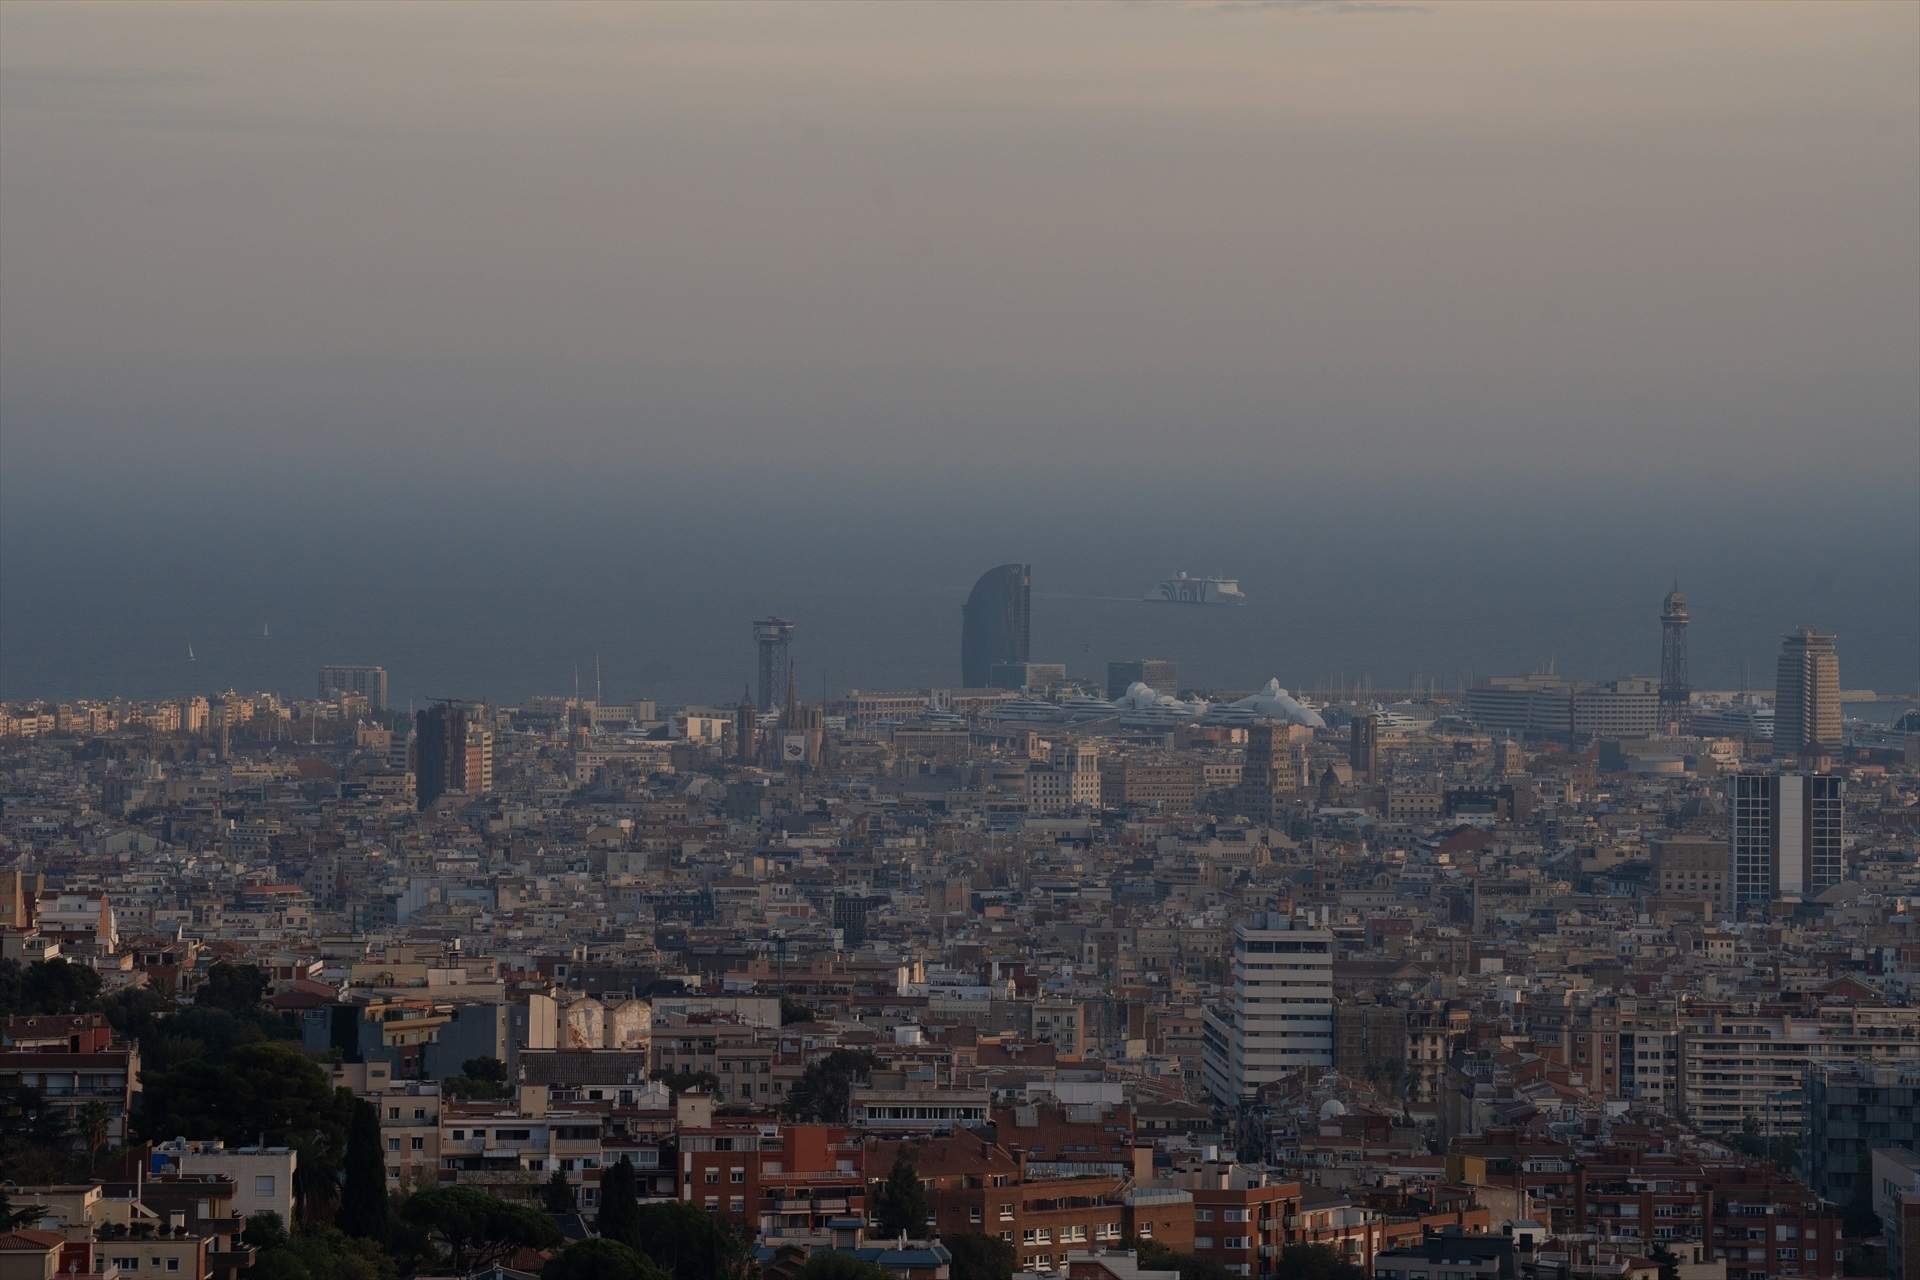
[
  {"xmin": 244, "ymin": 1213, "xmax": 293, "ymax": 1252},
  {"xmin": 1649, "ymin": 1244, "xmax": 1682, "ymax": 1280},
  {"xmin": 130, "ymin": 1004, "xmax": 291, "ymax": 1075},
  {"xmin": 337, "ymin": 1099, "xmax": 389, "ymax": 1243},
  {"xmin": 291, "ymin": 1130, "xmax": 348, "ymax": 1226},
  {"xmin": 401, "ymin": 1187, "xmax": 561, "ymax": 1273},
  {"xmin": 10, "ymin": 958, "xmax": 103, "ymax": 1014},
  {"xmin": 541, "ymin": 1240, "xmax": 668, "ymax": 1280},
  {"xmin": 141, "ymin": 1041, "xmax": 350, "ymax": 1148},
  {"xmin": 463, "ymin": 1056, "xmax": 509, "ymax": 1083},
  {"xmin": 782, "ymin": 1049, "xmax": 880, "ymax": 1123},
  {"xmin": 1276, "ymin": 1245, "xmax": 1368, "ymax": 1280},
  {"xmin": 195, "ymin": 963, "xmax": 269, "ymax": 1013},
  {"xmin": 99, "ymin": 987, "xmax": 176, "ymax": 1046},
  {"xmin": 0, "ymin": 1188, "xmax": 47, "ymax": 1231},
  {"xmin": 543, "ymin": 1169, "xmax": 577, "ymax": 1215},
  {"xmin": 0, "ymin": 1085, "xmax": 76, "ymax": 1184},
  {"xmin": 442, "ymin": 1057, "xmax": 513, "ymax": 1102},
  {"xmin": 650, "ymin": 1070, "xmax": 720, "ymax": 1096},
  {"xmin": 72, "ymin": 1101, "xmax": 111, "ymax": 1175},
  {"xmin": 872, "ymin": 1153, "xmax": 929, "ymax": 1239},
  {"xmin": 945, "ymin": 1232, "xmax": 1016, "ymax": 1280},
  {"xmin": 596, "ymin": 1157, "xmax": 642, "ymax": 1246},
  {"xmin": 628, "ymin": 1201, "xmax": 750, "ymax": 1280},
  {"xmin": 779, "ymin": 996, "xmax": 816, "ymax": 1025},
  {"xmin": 247, "ymin": 1223, "xmax": 396, "ymax": 1280},
  {"xmin": 795, "ymin": 1256, "xmax": 893, "ymax": 1280},
  {"xmin": 1130, "ymin": 1238, "xmax": 1233, "ymax": 1280}
]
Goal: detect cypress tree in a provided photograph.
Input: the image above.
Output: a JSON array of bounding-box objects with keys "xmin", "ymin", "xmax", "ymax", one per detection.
[
  {"xmin": 338, "ymin": 1099, "xmax": 389, "ymax": 1242},
  {"xmin": 596, "ymin": 1157, "xmax": 641, "ymax": 1247}
]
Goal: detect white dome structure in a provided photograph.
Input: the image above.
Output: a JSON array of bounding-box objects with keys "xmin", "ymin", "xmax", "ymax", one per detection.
[
  {"xmin": 1205, "ymin": 678, "xmax": 1327, "ymax": 729},
  {"xmin": 1115, "ymin": 682, "xmax": 1208, "ymax": 725}
]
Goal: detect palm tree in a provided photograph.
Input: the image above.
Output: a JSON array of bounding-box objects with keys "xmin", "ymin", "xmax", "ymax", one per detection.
[
  {"xmin": 73, "ymin": 1102, "xmax": 112, "ymax": 1177},
  {"xmin": 290, "ymin": 1131, "xmax": 344, "ymax": 1226},
  {"xmin": 0, "ymin": 1190, "xmax": 47, "ymax": 1231}
]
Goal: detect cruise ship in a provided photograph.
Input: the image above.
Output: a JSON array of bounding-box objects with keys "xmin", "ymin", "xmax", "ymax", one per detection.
[
  {"xmin": 1144, "ymin": 572, "xmax": 1248, "ymax": 606},
  {"xmin": 1689, "ymin": 698, "xmax": 1774, "ymax": 739}
]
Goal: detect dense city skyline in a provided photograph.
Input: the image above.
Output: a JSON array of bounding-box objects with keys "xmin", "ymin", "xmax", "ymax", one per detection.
[{"xmin": 0, "ymin": 8, "xmax": 1916, "ymax": 1280}]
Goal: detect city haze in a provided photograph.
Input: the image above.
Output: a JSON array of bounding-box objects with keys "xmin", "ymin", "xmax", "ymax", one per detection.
[{"xmin": 2, "ymin": 1, "xmax": 1916, "ymax": 702}]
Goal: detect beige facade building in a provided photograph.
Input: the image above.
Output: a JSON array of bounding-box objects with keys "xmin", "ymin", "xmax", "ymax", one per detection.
[{"xmin": 1775, "ymin": 628, "xmax": 1842, "ymax": 760}]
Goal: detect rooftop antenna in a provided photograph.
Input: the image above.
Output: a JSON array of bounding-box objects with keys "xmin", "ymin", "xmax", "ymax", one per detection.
[{"xmin": 595, "ymin": 652, "xmax": 603, "ymax": 705}]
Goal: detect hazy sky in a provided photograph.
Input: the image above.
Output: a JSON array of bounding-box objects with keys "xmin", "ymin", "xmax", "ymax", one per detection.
[{"xmin": 1, "ymin": 2, "xmax": 1916, "ymax": 701}]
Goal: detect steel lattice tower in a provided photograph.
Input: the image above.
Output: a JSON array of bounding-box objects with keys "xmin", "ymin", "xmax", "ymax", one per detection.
[
  {"xmin": 1659, "ymin": 583, "xmax": 1690, "ymax": 730},
  {"xmin": 753, "ymin": 617, "xmax": 795, "ymax": 713}
]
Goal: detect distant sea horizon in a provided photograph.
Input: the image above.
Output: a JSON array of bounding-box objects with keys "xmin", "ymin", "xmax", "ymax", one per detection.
[{"xmin": 3, "ymin": 477, "xmax": 1915, "ymax": 710}]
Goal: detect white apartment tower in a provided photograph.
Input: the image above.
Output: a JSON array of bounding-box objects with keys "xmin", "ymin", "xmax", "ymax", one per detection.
[{"xmin": 1202, "ymin": 913, "xmax": 1334, "ymax": 1106}]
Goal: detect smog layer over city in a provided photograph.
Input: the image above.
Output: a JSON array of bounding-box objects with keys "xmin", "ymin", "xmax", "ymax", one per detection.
[{"xmin": 0, "ymin": 6, "xmax": 1915, "ymax": 1280}]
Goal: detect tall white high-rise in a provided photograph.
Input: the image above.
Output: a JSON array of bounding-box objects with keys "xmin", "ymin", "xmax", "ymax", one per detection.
[
  {"xmin": 1202, "ymin": 913, "xmax": 1334, "ymax": 1106},
  {"xmin": 1729, "ymin": 770, "xmax": 1844, "ymax": 916}
]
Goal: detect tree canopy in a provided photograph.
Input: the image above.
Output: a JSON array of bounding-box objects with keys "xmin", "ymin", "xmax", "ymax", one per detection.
[
  {"xmin": 195, "ymin": 963, "xmax": 270, "ymax": 1013},
  {"xmin": 442, "ymin": 1057, "xmax": 513, "ymax": 1102},
  {"xmin": 400, "ymin": 1187, "xmax": 561, "ymax": 1273},
  {"xmin": 142, "ymin": 1040, "xmax": 352, "ymax": 1151},
  {"xmin": 0, "ymin": 958, "xmax": 103, "ymax": 1015},
  {"xmin": 794, "ymin": 1255, "xmax": 894, "ymax": 1280},
  {"xmin": 1130, "ymin": 1239, "xmax": 1233, "ymax": 1280},
  {"xmin": 945, "ymin": 1233, "xmax": 1016, "ymax": 1280},
  {"xmin": 623, "ymin": 1201, "xmax": 750, "ymax": 1280},
  {"xmin": 336, "ymin": 1099, "xmax": 389, "ymax": 1243},
  {"xmin": 543, "ymin": 1169, "xmax": 577, "ymax": 1214},
  {"xmin": 782, "ymin": 1049, "xmax": 880, "ymax": 1124},
  {"xmin": 245, "ymin": 1218, "xmax": 396, "ymax": 1280},
  {"xmin": 871, "ymin": 1153, "xmax": 929, "ymax": 1239},
  {"xmin": 596, "ymin": 1157, "xmax": 642, "ymax": 1246},
  {"xmin": 1276, "ymin": 1244, "xmax": 1368, "ymax": 1280},
  {"xmin": 541, "ymin": 1240, "xmax": 668, "ymax": 1280}
]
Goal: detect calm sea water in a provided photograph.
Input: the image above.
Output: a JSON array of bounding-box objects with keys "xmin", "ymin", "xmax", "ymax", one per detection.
[{"xmin": 2, "ymin": 482, "xmax": 1915, "ymax": 708}]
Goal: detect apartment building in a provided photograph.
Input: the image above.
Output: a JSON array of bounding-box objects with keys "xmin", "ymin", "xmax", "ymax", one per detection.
[
  {"xmin": 1803, "ymin": 1060, "xmax": 1920, "ymax": 1206},
  {"xmin": 149, "ymin": 1142, "xmax": 295, "ymax": 1226},
  {"xmin": 1185, "ymin": 1165, "xmax": 1303, "ymax": 1280},
  {"xmin": 1456, "ymin": 1139, "xmax": 1845, "ymax": 1280},
  {"xmin": 849, "ymin": 1078, "xmax": 992, "ymax": 1135},
  {"xmin": 677, "ymin": 1122, "xmax": 862, "ymax": 1236},
  {"xmin": 1202, "ymin": 915, "xmax": 1335, "ymax": 1106},
  {"xmin": 438, "ymin": 1087, "xmax": 605, "ymax": 1203},
  {"xmin": 1677, "ymin": 1005, "xmax": 1920, "ymax": 1134},
  {"xmin": 1871, "ymin": 1149, "xmax": 1920, "ymax": 1280},
  {"xmin": 1099, "ymin": 760, "xmax": 1199, "ymax": 812},
  {"xmin": 331, "ymin": 1061, "xmax": 442, "ymax": 1189},
  {"xmin": 1373, "ymin": 1230, "xmax": 1515, "ymax": 1280},
  {"xmin": 0, "ymin": 1016, "xmax": 140, "ymax": 1147}
]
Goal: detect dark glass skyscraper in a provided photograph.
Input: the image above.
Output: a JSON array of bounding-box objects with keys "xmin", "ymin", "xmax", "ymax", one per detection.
[
  {"xmin": 414, "ymin": 701, "xmax": 468, "ymax": 810},
  {"xmin": 960, "ymin": 563, "xmax": 1031, "ymax": 688}
]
